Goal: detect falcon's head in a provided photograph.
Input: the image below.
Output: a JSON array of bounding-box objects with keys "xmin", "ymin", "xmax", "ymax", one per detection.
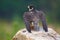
[{"xmin": 28, "ymin": 5, "xmax": 35, "ymax": 11}]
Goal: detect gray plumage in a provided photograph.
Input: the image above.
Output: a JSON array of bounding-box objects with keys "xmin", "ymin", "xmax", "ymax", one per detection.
[{"xmin": 23, "ymin": 5, "xmax": 48, "ymax": 33}]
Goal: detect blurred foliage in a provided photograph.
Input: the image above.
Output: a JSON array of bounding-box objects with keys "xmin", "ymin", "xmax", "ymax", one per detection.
[
  {"xmin": 0, "ymin": 0, "xmax": 60, "ymax": 40},
  {"xmin": 0, "ymin": 0, "xmax": 60, "ymax": 22}
]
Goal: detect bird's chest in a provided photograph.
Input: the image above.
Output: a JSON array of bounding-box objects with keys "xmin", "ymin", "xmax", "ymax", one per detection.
[{"xmin": 29, "ymin": 12, "xmax": 39, "ymax": 21}]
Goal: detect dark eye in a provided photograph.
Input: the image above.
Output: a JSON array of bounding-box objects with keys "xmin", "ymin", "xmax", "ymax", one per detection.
[{"xmin": 30, "ymin": 6, "xmax": 33, "ymax": 9}]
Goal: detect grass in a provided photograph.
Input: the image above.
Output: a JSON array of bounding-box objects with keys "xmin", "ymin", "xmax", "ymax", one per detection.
[{"xmin": 0, "ymin": 20, "xmax": 25, "ymax": 40}]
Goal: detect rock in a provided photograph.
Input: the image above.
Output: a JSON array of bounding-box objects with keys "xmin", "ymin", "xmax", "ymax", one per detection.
[{"xmin": 12, "ymin": 28, "xmax": 60, "ymax": 40}]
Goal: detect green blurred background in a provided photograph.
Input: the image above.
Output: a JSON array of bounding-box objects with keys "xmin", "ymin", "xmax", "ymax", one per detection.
[{"xmin": 0, "ymin": 0, "xmax": 60, "ymax": 40}]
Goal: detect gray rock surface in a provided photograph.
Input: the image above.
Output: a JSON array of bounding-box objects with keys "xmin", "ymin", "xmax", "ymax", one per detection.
[{"xmin": 12, "ymin": 28, "xmax": 60, "ymax": 40}]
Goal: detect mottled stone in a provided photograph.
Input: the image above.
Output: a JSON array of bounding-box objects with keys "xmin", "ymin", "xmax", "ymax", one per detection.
[{"xmin": 12, "ymin": 28, "xmax": 60, "ymax": 40}]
